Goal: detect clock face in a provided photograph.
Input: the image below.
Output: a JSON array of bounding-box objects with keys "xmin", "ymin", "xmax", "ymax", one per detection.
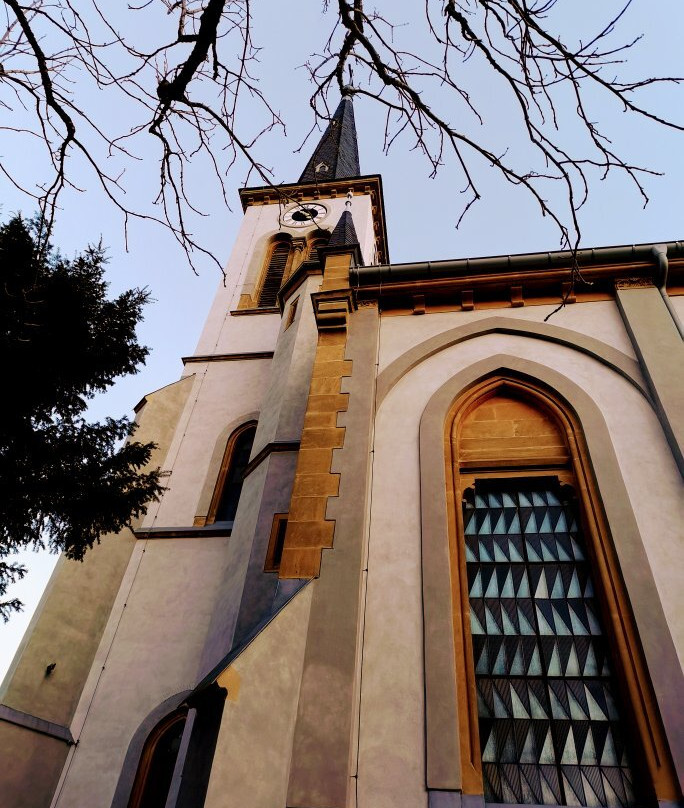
[{"xmin": 281, "ymin": 203, "xmax": 328, "ymax": 228}]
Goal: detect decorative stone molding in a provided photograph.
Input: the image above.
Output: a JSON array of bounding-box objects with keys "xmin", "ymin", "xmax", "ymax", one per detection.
[
  {"xmin": 375, "ymin": 316, "xmax": 649, "ymax": 407},
  {"xmin": 615, "ymin": 276, "xmax": 655, "ymax": 289},
  {"xmin": 312, "ymin": 289, "xmax": 355, "ymax": 331},
  {"xmin": 0, "ymin": 705, "xmax": 74, "ymax": 744},
  {"xmin": 279, "ymin": 327, "xmax": 352, "ymax": 579},
  {"xmin": 182, "ymin": 351, "xmax": 274, "ymax": 365},
  {"xmin": 413, "ymin": 293, "xmax": 426, "ymax": 315}
]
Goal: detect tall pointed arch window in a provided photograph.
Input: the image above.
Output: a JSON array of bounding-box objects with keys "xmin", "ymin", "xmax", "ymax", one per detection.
[
  {"xmin": 207, "ymin": 421, "xmax": 256, "ymax": 525},
  {"xmin": 257, "ymin": 238, "xmax": 292, "ymax": 307},
  {"xmin": 447, "ymin": 378, "xmax": 676, "ymax": 808}
]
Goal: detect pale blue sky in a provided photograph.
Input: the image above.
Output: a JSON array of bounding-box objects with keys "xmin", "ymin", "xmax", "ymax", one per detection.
[{"xmin": 2, "ymin": 2, "xmax": 683, "ymax": 680}]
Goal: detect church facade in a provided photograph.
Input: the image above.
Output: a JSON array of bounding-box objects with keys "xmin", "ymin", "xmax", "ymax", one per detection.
[{"xmin": 1, "ymin": 92, "xmax": 682, "ymax": 808}]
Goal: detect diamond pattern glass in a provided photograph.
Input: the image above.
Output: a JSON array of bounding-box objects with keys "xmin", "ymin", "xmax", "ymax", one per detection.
[{"xmin": 463, "ymin": 480, "xmax": 636, "ymax": 806}]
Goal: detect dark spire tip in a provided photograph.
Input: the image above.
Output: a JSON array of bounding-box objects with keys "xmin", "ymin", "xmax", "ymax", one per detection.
[{"xmin": 298, "ymin": 93, "xmax": 361, "ymax": 184}]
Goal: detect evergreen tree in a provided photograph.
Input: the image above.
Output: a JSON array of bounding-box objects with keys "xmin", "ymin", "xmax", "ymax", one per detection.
[{"xmin": 0, "ymin": 216, "xmax": 163, "ymax": 620}]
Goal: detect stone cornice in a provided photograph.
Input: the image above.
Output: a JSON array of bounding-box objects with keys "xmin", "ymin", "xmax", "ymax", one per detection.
[
  {"xmin": 242, "ymin": 440, "xmax": 301, "ymax": 480},
  {"xmin": 351, "ymin": 243, "xmax": 684, "ymax": 312},
  {"xmin": 312, "ymin": 289, "xmax": 355, "ymax": 331},
  {"xmin": 352, "ymin": 257, "xmax": 684, "ymax": 313},
  {"xmin": 0, "ymin": 704, "xmax": 74, "ymax": 745},
  {"xmin": 182, "ymin": 351, "xmax": 274, "ymax": 365},
  {"xmin": 133, "ymin": 524, "xmax": 232, "ymax": 539}
]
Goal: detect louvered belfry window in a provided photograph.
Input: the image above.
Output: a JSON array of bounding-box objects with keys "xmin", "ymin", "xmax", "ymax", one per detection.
[
  {"xmin": 463, "ymin": 479, "xmax": 636, "ymax": 807},
  {"xmin": 258, "ymin": 241, "xmax": 290, "ymax": 307}
]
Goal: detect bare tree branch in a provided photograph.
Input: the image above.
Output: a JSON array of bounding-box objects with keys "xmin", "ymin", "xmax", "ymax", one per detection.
[{"xmin": 0, "ymin": 0, "xmax": 682, "ymax": 278}]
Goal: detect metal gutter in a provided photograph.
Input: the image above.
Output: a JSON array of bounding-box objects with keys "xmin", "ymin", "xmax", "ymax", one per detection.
[
  {"xmin": 652, "ymin": 244, "xmax": 684, "ymax": 340},
  {"xmin": 351, "ymin": 240, "xmax": 684, "ymax": 287}
]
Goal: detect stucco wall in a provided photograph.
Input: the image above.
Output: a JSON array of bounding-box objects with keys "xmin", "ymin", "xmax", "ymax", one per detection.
[
  {"xmin": 377, "ymin": 300, "xmax": 636, "ymax": 371},
  {"xmin": 668, "ymin": 292, "xmax": 684, "ymax": 323},
  {"xmin": 0, "ymin": 724, "xmax": 69, "ymax": 808},
  {"xmin": 52, "ymin": 535, "xmax": 231, "ymax": 807},
  {"xmin": 142, "ymin": 359, "xmax": 272, "ymax": 529},
  {"xmin": 203, "ymin": 584, "xmax": 313, "ymax": 808},
  {"xmin": 1, "ymin": 376, "xmax": 194, "ymax": 723},
  {"xmin": 357, "ymin": 327, "xmax": 683, "ymax": 808}
]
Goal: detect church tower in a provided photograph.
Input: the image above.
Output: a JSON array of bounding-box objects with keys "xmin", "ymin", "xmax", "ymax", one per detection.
[
  {"xmin": 1, "ymin": 88, "xmax": 682, "ymax": 808},
  {"xmin": 0, "ymin": 88, "xmax": 388, "ymax": 808}
]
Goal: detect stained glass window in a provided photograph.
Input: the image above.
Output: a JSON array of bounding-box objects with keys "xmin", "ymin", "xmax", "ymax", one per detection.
[{"xmin": 463, "ymin": 479, "xmax": 636, "ymax": 807}]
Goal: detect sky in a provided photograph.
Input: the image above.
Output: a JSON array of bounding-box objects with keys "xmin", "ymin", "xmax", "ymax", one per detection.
[{"xmin": 2, "ymin": 1, "xmax": 684, "ymax": 681}]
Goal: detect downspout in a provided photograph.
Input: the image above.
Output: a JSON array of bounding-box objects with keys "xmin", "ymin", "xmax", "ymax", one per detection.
[{"xmin": 652, "ymin": 244, "xmax": 684, "ymax": 340}]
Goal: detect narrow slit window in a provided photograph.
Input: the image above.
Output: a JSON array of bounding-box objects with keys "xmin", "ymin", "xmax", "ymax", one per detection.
[
  {"xmin": 285, "ymin": 296, "xmax": 299, "ymax": 330},
  {"xmin": 258, "ymin": 241, "xmax": 291, "ymax": 307},
  {"xmin": 264, "ymin": 513, "xmax": 288, "ymax": 572}
]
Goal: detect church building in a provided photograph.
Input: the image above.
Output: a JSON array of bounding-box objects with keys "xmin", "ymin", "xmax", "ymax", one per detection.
[{"xmin": 1, "ymin": 89, "xmax": 682, "ymax": 808}]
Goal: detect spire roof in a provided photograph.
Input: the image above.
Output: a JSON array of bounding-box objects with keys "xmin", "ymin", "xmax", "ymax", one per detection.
[
  {"xmin": 327, "ymin": 209, "xmax": 360, "ymax": 252},
  {"xmin": 322, "ymin": 208, "xmax": 363, "ymax": 266},
  {"xmin": 299, "ymin": 90, "xmax": 361, "ymax": 184}
]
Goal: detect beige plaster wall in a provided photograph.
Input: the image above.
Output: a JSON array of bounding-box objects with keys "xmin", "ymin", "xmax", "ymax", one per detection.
[
  {"xmin": 0, "ymin": 724, "xmax": 69, "ymax": 808},
  {"xmin": 142, "ymin": 358, "xmax": 272, "ymax": 528},
  {"xmin": 203, "ymin": 584, "xmax": 313, "ymax": 808},
  {"xmin": 377, "ymin": 300, "xmax": 636, "ymax": 371},
  {"xmin": 669, "ymin": 293, "xmax": 684, "ymax": 320},
  {"xmin": 358, "ymin": 330, "xmax": 683, "ymax": 807},
  {"xmin": 52, "ymin": 535, "xmax": 230, "ymax": 807}
]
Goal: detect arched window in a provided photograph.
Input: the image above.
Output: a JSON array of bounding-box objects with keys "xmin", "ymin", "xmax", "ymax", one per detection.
[
  {"xmin": 128, "ymin": 710, "xmax": 187, "ymax": 808},
  {"xmin": 304, "ymin": 233, "xmax": 330, "ymax": 268},
  {"xmin": 207, "ymin": 422, "xmax": 256, "ymax": 525},
  {"xmin": 257, "ymin": 238, "xmax": 292, "ymax": 307},
  {"xmin": 447, "ymin": 378, "xmax": 676, "ymax": 807}
]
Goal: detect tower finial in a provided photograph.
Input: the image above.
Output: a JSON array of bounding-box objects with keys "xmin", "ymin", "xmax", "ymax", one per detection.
[{"xmin": 298, "ymin": 93, "xmax": 361, "ymax": 184}]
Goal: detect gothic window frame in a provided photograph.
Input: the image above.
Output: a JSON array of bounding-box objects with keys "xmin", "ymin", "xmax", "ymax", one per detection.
[
  {"xmin": 416, "ymin": 362, "xmax": 680, "ymax": 806},
  {"xmin": 442, "ymin": 375, "xmax": 677, "ymax": 805},
  {"xmin": 256, "ymin": 235, "xmax": 294, "ymax": 308},
  {"xmin": 206, "ymin": 420, "xmax": 257, "ymax": 526},
  {"xmin": 305, "ymin": 232, "xmax": 330, "ymax": 267},
  {"xmin": 126, "ymin": 708, "xmax": 188, "ymax": 808}
]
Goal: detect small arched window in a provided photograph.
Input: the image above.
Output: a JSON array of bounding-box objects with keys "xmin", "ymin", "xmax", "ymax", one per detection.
[
  {"xmin": 128, "ymin": 710, "xmax": 187, "ymax": 808},
  {"xmin": 207, "ymin": 422, "xmax": 257, "ymax": 525},
  {"xmin": 257, "ymin": 239, "xmax": 292, "ymax": 307},
  {"xmin": 305, "ymin": 234, "xmax": 330, "ymax": 268}
]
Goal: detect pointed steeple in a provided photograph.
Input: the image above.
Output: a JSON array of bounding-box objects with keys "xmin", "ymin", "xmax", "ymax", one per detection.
[
  {"xmin": 322, "ymin": 209, "xmax": 363, "ymax": 266},
  {"xmin": 327, "ymin": 210, "xmax": 360, "ymax": 252},
  {"xmin": 299, "ymin": 88, "xmax": 360, "ymax": 183}
]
